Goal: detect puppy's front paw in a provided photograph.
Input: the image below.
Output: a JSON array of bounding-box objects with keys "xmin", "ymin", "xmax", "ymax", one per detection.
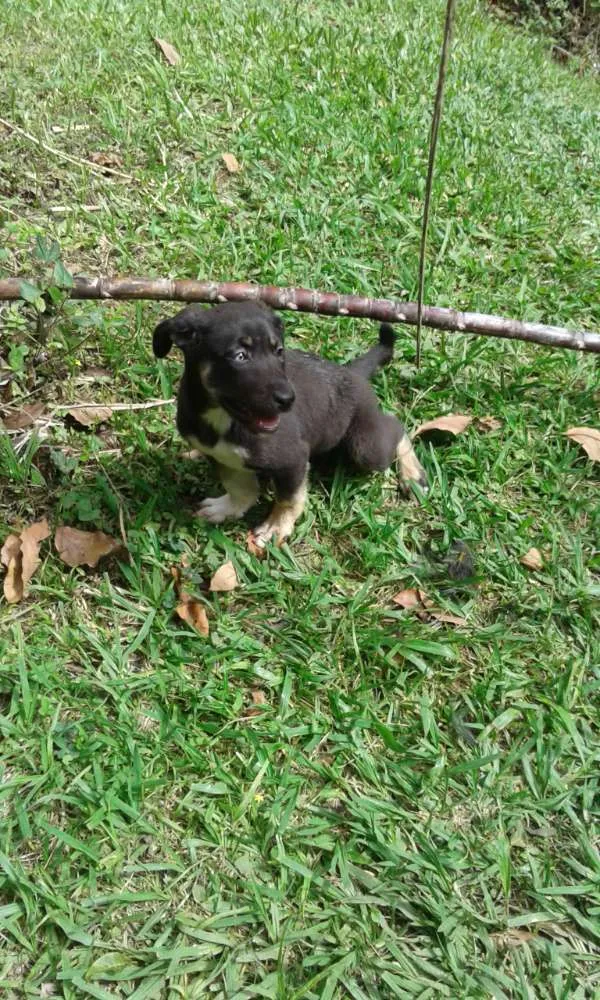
[
  {"xmin": 196, "ymin": 494, "xmax": 245, "ymax": 524},
  {"xmin": 254, "ymin": 506, "xmax": 298, "ymax": 547}
]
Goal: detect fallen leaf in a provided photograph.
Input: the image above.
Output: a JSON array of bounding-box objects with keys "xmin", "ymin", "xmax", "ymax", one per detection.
[
  {"xmin": 221, "ymin": 152, "xmax": 241, "ymax": 174},
  {"xmin": 67, "ymin": 406, "xmax": 113, "ymax": 428},
  {"xmin": 476, "ymin": 415, "xmax": 502, "ymax": 433},
  {"xmin": 246, "ymin": 531, "xmax": 267, "ymax": 560},
  {"xmin": 413, "ymin": 414, "xmax": 473, "ymax": 439},
  {"xmin": 2, "ymin": 520, "xmax": 49, "ymax": 603},
  {"xmin": 89, "ymin": 151, "xmax": 123, "ymax": 168},
  {"xmin": 80, "ymin": 366, "xmax": 112, "ymax": 380},
  {"xmin": 2, "ymin": 402, "xmax": 45, "ymax": 430},
  {"xmin": 154, "ymin": 37, "xmax": 181, "ymax": 66},
  {"xmin": 175, "ymin": 600, "xmax": 209, "ymax": 636},
  {"xmin": 1, "ymin": 534, "xmax": 21, "ymax": 569},
  {"xmin": 392, "ymin": 588, "xmax": 423, "ymax": 609},
  {"xmin": 428, "ymin": 611, "xmax": 467, "ymax": 627},
  {"xmin": 209, "ymin": 560, "xmax": 238, "ymax": 592},
  {"xmin": 565, "ymin": 427, "xmax": 600, "ymax": 463},
  {"xmin": 246, "ymin": 688, "xmax": 268, "ymax": 717},
  {"xmin": 55, "ymin": 526, "xmax": 124, "ymax": 568},
  {"xmin": 491, "ymin": 929, "xmax": 534, "ymax": 948},
  {"xmin": 170, "ymin": 565, "xmax": 183, "ymax": 594},
  {"xmin": 2, "ymin": 534, "xmax": 23, "ymax": 604},
  {"xmin": 19, "ymin": 518, "xmax": 50, "ymax": 591},
  {"xmin": 520, "ymin": 547, "xmax": 543, "ymax": 571}
]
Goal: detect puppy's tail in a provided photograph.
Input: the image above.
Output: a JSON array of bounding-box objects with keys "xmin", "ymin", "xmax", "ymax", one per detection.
[{"xmin": 346, "ymin": 324, "xmax": 396, "ymax": 380}]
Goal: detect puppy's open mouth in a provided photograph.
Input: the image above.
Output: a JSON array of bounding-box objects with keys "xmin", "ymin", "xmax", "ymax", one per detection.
[
  {"xmin": 225, "ymin": 403, "xmax": 280, "ymax": 434},
  {"xmin": 249, "ymin": 415, "xmax": 280, "ymax": 434}
]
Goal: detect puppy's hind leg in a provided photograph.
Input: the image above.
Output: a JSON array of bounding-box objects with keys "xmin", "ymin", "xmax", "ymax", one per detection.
[
  {"xmin": 344, "ymin": 400, "xmax": 427, "ymax": 493},
  {"xmin": 196, "ymin": 465, "xmax": 260, "ymax": 523},
  {"xmin": 395, "ymin": 429, "xmax": 428, "ymax": 495},
  {"xmin": 254, "ymin": 461, "xmax": 309, "ymax": 547}
]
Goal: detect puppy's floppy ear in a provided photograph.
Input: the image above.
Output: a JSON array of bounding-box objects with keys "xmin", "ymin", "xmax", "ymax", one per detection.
[{"xmin": 152, "ymin": 306, "xmax": 210, "ymax": 358}]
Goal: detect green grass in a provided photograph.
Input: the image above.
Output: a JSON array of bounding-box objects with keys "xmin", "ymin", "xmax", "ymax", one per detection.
[{"xmin": 1, "ymin": 0, "xmax": 600, "ymax": 996}]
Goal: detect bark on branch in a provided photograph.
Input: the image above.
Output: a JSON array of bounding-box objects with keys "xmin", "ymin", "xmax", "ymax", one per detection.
[{"xmin": 0, "ymin": 275, "xmax": 598, "ymax": 353}]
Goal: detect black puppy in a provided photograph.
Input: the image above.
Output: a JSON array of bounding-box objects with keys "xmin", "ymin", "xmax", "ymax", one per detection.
[{"xmin": 153, "ymin": 301, "xmax": 427, "ymax": 545}]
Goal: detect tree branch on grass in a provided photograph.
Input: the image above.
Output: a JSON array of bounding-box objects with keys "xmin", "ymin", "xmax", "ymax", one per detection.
[{"xmin": 1, "ymin": 275, "xmax": 598, "ymax": 353}]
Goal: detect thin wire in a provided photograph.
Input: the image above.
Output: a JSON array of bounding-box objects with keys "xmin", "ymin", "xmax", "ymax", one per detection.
[{"xmin": 415, "ymin": 0, "xmax": 457, "ymax": 368}]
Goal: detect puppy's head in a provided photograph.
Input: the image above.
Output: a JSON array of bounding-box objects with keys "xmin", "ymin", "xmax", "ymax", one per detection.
[{"xmin": 153, "ymin": 301, "xmax": 295, "ymax": 434}]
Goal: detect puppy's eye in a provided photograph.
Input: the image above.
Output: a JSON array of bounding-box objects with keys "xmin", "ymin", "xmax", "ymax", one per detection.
[
  {"xmin": 276, "ymin": 346, "xmax": 284, "ymax": 357},
  {"xmin": 233, "ymin": 349, "xmax": 249, "ymax": 363}
]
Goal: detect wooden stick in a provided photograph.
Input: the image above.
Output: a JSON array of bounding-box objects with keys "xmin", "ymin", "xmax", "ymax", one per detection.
[{"xmin": 0, "ymin": 275, "xmax": 598, "ymax": 353}]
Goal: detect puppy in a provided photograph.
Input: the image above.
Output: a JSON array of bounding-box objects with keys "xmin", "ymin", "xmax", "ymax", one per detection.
[{"xmin": 153, "ymin": 301, "xmax": 426, "ymax": 545}]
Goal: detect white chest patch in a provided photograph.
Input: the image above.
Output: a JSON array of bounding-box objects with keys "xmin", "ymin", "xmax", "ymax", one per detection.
[{"xmin": 186, "ymin": 433, "xmax": 250, "ymax": 471}]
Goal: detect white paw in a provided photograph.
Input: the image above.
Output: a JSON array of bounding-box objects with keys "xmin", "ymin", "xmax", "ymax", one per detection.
[{"xmin": 195, "ymin": 494, "xmax": 246, "ymax": 524}]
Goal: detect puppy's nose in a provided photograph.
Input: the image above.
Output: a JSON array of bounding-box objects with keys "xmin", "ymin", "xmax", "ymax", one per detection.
[{"xmin": 273, "ymin": 385, "xmax": 295, "ymax": 411}]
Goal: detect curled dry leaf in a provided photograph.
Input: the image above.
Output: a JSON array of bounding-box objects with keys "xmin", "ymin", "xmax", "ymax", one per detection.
[
  {"xmin": 429, "ymin": 611, "xmax": 467, "ymax": 627},
  {"xmin": 221, "ymin": 152, "xmax": 241, "ymax": 174},
  {"xmin": 520, "ymin": 547, "xmax": 543, "ymax": 571},
  {"xmin": 89, "ymin": 151, "xmax": 123, "ymax": 168},
  {"xmin": 154, "ymin": 37, "xmax": 181, "ymax": 66},
  {"xmin": 209, "ymin": 560, "xmax": 238, "ymax": 592},
  {"xmin": 476, "ymin": 416, "xmax": 502, "ymax": 433},
  {"xmin": 392, "ymin": 588, "xmax": 426, "ymax": 609},
  {"xmin": 80, "ymin": 366, "xmax": 112, "ymax": 381},
  {"xmin": 565, "ymin": 427, "xmax": 600, "ymax": 463},
  {"xmin": 55, "ymin": 526, "xmax": 124, "ymax": 568},
  {"xmin": 67, "ymin": 406, "xmax": 113, "ymax": 428},
  {"xmin": 2, "ymin": 534, "xmax": 23, "ymax": 604},
  {"xmin": 246, "ymin": 531, "xmax": 267, "ymax": 560},
  {"xmin": 2, "ymin": 402, "xmax": 45, "ymax": 430},
  {"xmin": 175, "ymin": 600, "xmax": 209, "ymax": 636},
  {"xmin": 246, "ymin": 688, "xmax": 267, "ymax": 717},
  {"xmin": 19, "ymin": 518, "xmax": 50, "ymax": 590},
  {"xmin": 413, "ymin": 414, "xmax": 473, "ymax": 439},
  {"xmin": 392, "ymin": 586, "xmax": 465, "ymax": 627},
  {"xmin": 1, "ymin": 519, "xmax": 49, "ymax": 604}
]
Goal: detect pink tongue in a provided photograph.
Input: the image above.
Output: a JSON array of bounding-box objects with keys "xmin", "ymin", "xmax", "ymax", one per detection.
[{"xmin": 255, "ymin": 416, "xmax": 279, "ymax": 431}]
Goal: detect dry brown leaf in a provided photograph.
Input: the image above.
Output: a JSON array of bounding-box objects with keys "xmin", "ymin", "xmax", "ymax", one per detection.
[
  {"xmin": 2, "ymin": 402, "xmax": 45, "ymax": 430},
  {"xmin": 209, "ymin": 560, "xmax": 238, "ymax": 592},
  {"xmin": 154, "ymin": 37, "xmax": 181, "ymax": 66},
  {"xmin": 414, "ymin": 414, "xmax": 473, "ymax": 439},
  {"xmin": 55, "ymin": 526, "xmax": 124, "ymax": 568},
  {"xmin": 67, "ymin": 406, "xmax": 113, "ymax": 428},
  {"xmin": 89, "ymin": 151, "xmax": 123, "ymax": 168},
  {"xmin": 175, "ymin": 600, "xmax": 209, "ymax": 636},
  {"xmin": 392, "ymin": 588, "xmax": 422, "ymax": 609},
  {"xmin": 246, "ymin": 532, "xmax": 267, "ymax": 559},
  {"xmin": 565, "ymin": 426, "xmax": 600, "ymax": 463},
  {"xmin": 1, "ymin": 534, "xmax": 21, "ymax": 569},
  {"xmin": 520, "ymin": 547, "xmax": 543, "ymax": 571},
  {"xmin": 170, "ymin": 565, "xmax": 183, "ymax": 595},
  {"xmin": 2, "ymin": 534, "xmax": 23, "ymax": 604},
  {"xmin": 246, "ymin": 688, "xmax": 268, "ymax": 717},
  {"xmin": 429, "ymin": 611, "xmax": 467, "ymax": 627},
  {"xmin": 476, "ymin": 415, "xmax": 502, "ymax": 433},
  {"xmin": 19, "ymin": 518, "xmax": 50, "ymax": 590},
  {"xmin": 80, "ymin": 366, "xmax": 112, "ymax": 380},
  {"xmin": 2, "ymin": 520, "xmax": 49, "ymax": 603},
  {"xmin": 221, "ymin": 152, "xmax": 241, "ymax": 174}
]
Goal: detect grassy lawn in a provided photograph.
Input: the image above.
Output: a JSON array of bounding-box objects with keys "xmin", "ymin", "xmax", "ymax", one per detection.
[{"xmin": 1, "ymin": 0, "xmax": 599, "ymax": 995}]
